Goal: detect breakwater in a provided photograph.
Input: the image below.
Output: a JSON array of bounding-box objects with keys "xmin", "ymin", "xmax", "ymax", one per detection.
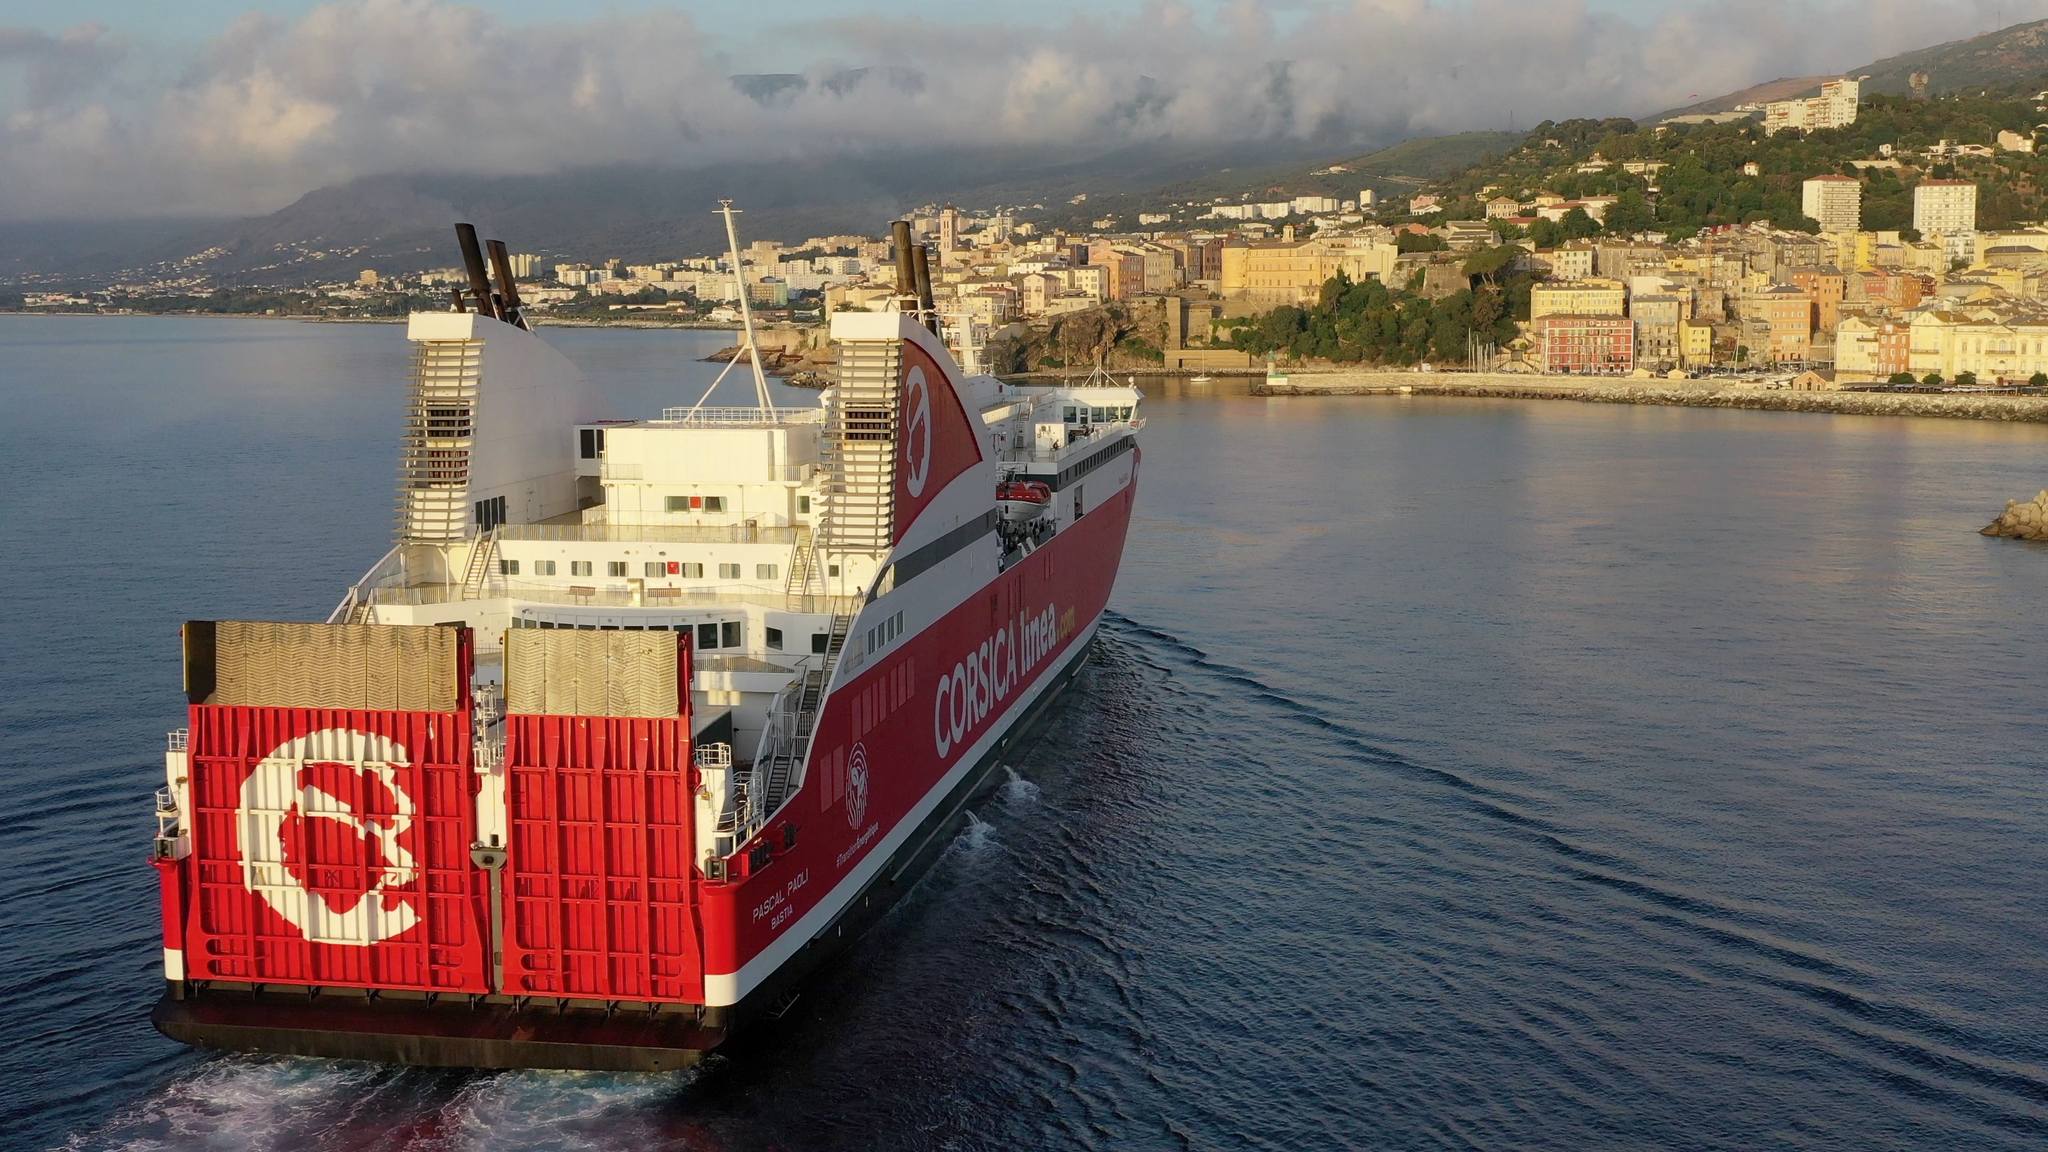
[{"xmin": 1254, "ymin": 371, "xmax": 2048, "ymax": 424}]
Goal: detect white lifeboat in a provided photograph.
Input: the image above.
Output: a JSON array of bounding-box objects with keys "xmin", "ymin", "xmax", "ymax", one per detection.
[{"xmin": 997, "ymin": 479, "xmax": 1052, "ymax": 523}]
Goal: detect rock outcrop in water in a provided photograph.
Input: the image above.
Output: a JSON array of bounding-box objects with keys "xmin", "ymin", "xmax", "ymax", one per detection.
[{"xmin": 1981, "ymin": 490, "xmax": 2048, "ymax": 540}]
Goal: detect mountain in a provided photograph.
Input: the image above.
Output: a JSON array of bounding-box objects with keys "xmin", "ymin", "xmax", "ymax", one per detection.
[
  {"xmin": 1654, "ymin": 76, "xmax": 1832, "ymax": 119},
  {"xmin": 1659, "ymin": 17, "xmax": 2048, "ymax": 120},
  {"xmin": 1855, "ymin": 18, "xmax": 2048, "ymax": 94},
  {"xmin": 3, "ymin": 135, "xmax": 1378, "ymax": 286}
]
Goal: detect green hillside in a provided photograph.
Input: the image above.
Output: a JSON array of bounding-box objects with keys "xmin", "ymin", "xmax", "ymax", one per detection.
[
  {"xmin": 1403, "ymin": 89, "xmax": 2048, "ymax": 241},
  {"xmin": 1338, "ymin": 132, "xmax": 1522, "ymax": 180}
]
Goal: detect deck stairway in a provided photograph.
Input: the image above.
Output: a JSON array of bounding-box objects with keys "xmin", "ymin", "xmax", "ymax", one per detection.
[
  {"xmin": 459, "ymin": 528, "xmax": 499, "ymax": 600},
  {"xmin": 751, "ymin": 614, "xmax": 851, "ymax": 823},
  {"xmin": 783, "ymin": 524, "xmax": 823, "ymax": 600}
]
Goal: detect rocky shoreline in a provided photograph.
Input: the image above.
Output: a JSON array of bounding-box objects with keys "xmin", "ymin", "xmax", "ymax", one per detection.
[
  {"xmin": 1982, "ymin": 491, "xmax": 2048, "ymax": 541},
  {"xmin": 1253, "ymin": 371, "xmax": 2048, "ymax": 424}
]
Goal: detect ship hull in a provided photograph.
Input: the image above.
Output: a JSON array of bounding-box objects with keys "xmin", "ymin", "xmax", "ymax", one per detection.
[{"xmin": 150, "ymin": 628, "xmax": 1097, "ymax": 1070}]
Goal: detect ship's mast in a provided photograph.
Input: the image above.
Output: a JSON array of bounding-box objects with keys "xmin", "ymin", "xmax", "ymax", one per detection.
[{"xmin": 683, "ymin": 199, "xmax": 775, "ymax": 418}]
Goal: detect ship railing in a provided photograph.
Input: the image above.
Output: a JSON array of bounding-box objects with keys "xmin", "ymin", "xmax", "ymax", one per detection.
[
  {"xmin": 657, "ymin": 406, "xmax": 824, "ymax": 426},
  {"xmin": 496, "ymin": 522, "xmax": 803, "ymax": 545},
  {"xmin": 166, "ymin": 728, "xmax": 189, "ymax": 753},
  {"xmin": 365, "ymin": 581, "xmax": 863, "ymax": 617},
  {"xmin": 327, "ymin": 545, "xmax": 402, "ymax": 624}
]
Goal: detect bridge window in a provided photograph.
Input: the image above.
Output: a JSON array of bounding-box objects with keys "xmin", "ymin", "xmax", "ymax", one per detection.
[
  {"xmin": 756, "ymin": 563, "xmax": 778, "ymax": 580},
  {"xmin": 697, "ymin": 622, "xmax": 720, "ymax": 650},
  {"xmin": 534, "ymin": 560, "xmax": 556, "ymax": 576},
  {"xmin": 608, "ymin": 561, "xmax": 628, "ymax": 577},
  {"xmin": 722, "ymin": 621, "xmax": 741, "ymax": 648},
  {"xmin": 766, "ymin": 627, "xmax": 784, "ymax": 651},
  {"xmin": 719, "ymin": 563, "xmax": 741, "ymax": 579},
  {"xmin": 570, "ymin": 561, "xmax": 592, "ymax": 577},
  {"xmin": 680, "ymin": 563, "xmax": 703, "ymax": 578},
  {"xmin": 498, "ymin": 559, "xmax": 519, "ymax": 575}
]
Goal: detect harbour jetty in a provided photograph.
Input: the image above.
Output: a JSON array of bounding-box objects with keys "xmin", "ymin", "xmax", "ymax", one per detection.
[
  {"xmin": 1252, "ymin": 371, "xmax": 2048, "ymax": 424},
  {"xmin": 1982, "ymin": 491, "xmax": 2048, "ymax": 541}
]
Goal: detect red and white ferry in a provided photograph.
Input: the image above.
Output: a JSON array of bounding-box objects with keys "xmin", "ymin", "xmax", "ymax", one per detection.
[{"xmin": 147, "ymin": 215, "xmax": 1140, "ymax": 1069}]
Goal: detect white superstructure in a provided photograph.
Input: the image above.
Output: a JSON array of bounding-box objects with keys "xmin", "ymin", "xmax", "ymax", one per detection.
[{"xmin": 341, "ymin": 308, "xmax": 1139, "ymax": 762}]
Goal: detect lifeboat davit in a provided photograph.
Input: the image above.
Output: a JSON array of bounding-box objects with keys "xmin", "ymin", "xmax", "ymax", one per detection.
[{"xmin": 997, "ymin": 479, "xmax": 1052, "ymax": 523}]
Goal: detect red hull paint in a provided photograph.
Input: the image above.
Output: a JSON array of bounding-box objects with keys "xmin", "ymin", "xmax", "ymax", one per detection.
[
  {"xmin": 501, "ymin": 710, "xmax": 704, "ymax": 1003},
  {"xmin": 696, "ymin": 459, "xmax": 1138, "ymax": 1002},
  {"xmin": 180, "ymin": 704, "xmax": 492, "ymax": 994}
]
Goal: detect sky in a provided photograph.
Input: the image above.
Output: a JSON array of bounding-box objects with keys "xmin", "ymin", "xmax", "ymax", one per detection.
[{"xmin": 2, "ymin": 0, "xmax": 2046, "ymax": 221}]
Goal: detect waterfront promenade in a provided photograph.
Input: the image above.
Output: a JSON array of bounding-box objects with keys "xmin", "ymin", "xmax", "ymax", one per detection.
[{"xmin": 1254, "ymin": 371, "xmax": 2048, "ymax": 423}]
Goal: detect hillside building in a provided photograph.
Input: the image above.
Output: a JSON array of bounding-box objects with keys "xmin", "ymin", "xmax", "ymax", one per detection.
[
  {"xmin": 1763, "ymin": 78, "xmax": 1860, "ymax": 136},
  {"xmin": 1801, "ymin": 176, "xmax": 1862, "ymax": 233}
]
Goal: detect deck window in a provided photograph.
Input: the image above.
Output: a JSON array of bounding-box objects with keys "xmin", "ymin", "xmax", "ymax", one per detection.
[
  {"xmin": 498, "ymin": 559, "xmax": 519, "ymax": 575},
  {"xmin": 756, "ymin": 563, "xmax": 778, "ymax": 580},
  {"xmin": 697, "ymin": 622, "xmax": 720, "ymax": 650},
  {"xmin": 704, "ymin": 496, "xmax": 727, "ymax": 513},
  {"xmin": 608, "ymin": 561, "xmax": 627, "ymax": 577},
  {"xmin": 571, "ymin": 561, "xmax": 592, "ymax": 577},
  {"xmin": 534, "ymin": 560, "xmax": 556, "ymax": 576},
  {"xmin": 719, "ymin": 563, "xmax": 741, "ymax": 579},
  {"xmin": 645, "ymin": 561, "xmax": 667, "ymax": 577},
  {"xmin": 812, "ymin": 632, "xmax": 828, "ymax": 654},
  {"xmin": 680, "ymin": 562, "xmax": 703, "ymax": 578},
  {"xmin": 766, "ymin": 627, "xmax": 783, "ymax": 651},
  {"xmin": 722, "ymin": 621, "xmax": 741, "ymax": 648},
  {"xmin": 665, "ymin": 496, "xmax": 690, "ymax": 513}
]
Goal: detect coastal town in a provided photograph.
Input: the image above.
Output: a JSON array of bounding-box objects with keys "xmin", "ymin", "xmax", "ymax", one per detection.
[{"xmin": 18, "ymin": 79, "xmax": 2048, "ymax": 393}]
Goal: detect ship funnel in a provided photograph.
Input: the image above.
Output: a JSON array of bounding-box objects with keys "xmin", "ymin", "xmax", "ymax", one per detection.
[
  {"xmin": 890, "ymin": 220, "xmax": 918, "ymax": 310},
  {"xmin": 485, "ymin": 239, "xmax": 528, "ymax": 330},
  {"xmin": 910, "ymin": 243, "xmax": 937, "ymax": 335},
  {"xmin": 454, "ymin": 223, "xmax": 500, "ymax": 321}
]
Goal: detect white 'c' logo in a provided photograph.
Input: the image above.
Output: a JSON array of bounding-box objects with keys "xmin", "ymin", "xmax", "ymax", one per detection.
[
  {"xmin": 846, "ymin": 742, "xmax": 870, "ymax": 828},
  {"xmin": 237, "ymin": 728, "xmax": 421, "ymax": 947},
  {"xmin": 904, "ymin": 365, "xmax": 933, "ymax": 498}
]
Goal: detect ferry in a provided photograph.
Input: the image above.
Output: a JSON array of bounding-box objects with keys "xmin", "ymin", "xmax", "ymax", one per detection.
[{"xmin": 146, "ymin": 209, "xmax": 1141, "ymax": 1070}]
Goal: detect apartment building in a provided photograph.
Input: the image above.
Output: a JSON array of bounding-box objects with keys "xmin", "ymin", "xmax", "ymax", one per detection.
[
  {"xmin": 1763, "ymin": 78, "xmax": 1860, "ymax": 136},
  {"xmin": 1914, "ymin": 180, "xmax": 1978, "ymax": 239},
  {"xmin": 1800, "ymin": 176, "xmax": 1862, "ymax": 233},
  {"xmin": 1753, "ymin": 286, "xmax": 1817, "ymax": 362},
  {"xmin": 1536, "ymin": 315, "xmax": 1635, "ymax": 373},
  {"xmin": 1631, "ymin": 295, "xmax": 1686, "ymax": 368},
  {"xmin": 1907, "ymin": 307, "xmax": 2048, "ymax": 380},
  {"xmin": 1530, "ymin": 278, "xmax": 1626, "ymax": 320}
]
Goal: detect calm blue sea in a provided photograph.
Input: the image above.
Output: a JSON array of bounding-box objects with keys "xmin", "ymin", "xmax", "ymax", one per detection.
[{"xmin": 2, "ymin": 315, "xmax": 2046, "ymax": 1150}]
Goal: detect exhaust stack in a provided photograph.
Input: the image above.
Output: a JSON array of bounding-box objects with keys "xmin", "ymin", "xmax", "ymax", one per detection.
[
  {"xmin": 485, "ymin": 239, "xmax": 528, "ymax": 330},
  {"xmin": 454, "ymin": 223, "xmax": 500, "ymax": 321},
  {"xmin": 909, "ymin": 244, "xmax": 937, "ymax": 335},
  {"xmin": 890, "ymin": 220, "xmax": 918, "ymax": 309}
]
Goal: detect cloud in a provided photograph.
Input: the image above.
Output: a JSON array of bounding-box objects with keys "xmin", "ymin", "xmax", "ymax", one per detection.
[{"xmin": 0, "ymin": 0, "xmax": 2042, "ymax": 220}]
